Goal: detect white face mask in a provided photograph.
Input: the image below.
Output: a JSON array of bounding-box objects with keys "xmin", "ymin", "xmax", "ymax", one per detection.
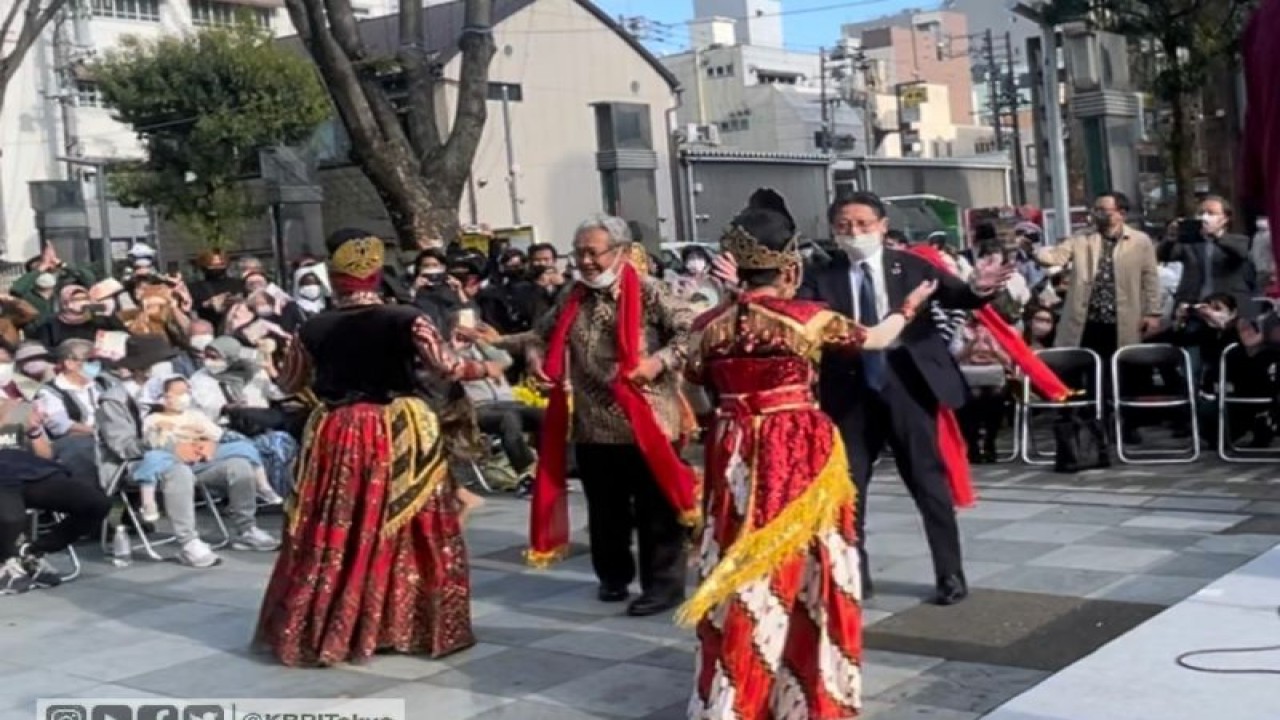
[
  {"xmin": 168, "ymin": 393, "xmax": 192, "ymax": 412},
  {"xmin": 298, "ymin": 285, "xmax": 323, "ymax": 300},
  {"xmin": 190, "ymin": 334, "xmax": 214, "ymax": 351},
  {"xmin": 685, "ymin": 258, "xmax": 708, "ymax": 275},
  {"xmin": 0, "ymin": 363, "xmax": 14, "ymax": 386},
  {"xmin": 35, "ymin": 273, "xmax": 57, "ymax": 290},
  {"xmin": 204, "ymin": 358, "xmax": 229, "ymax": 375},
  {"xmin": 579, "ymin": 267, "xmax": 618, "ymax": 290},
  {"xmin": 1199, "ymin": 213, "xmax": 1225, "ymax": 233},
  {"xmin": 836, "ymin": 233, "xmax": 882, "ymax": 260}
]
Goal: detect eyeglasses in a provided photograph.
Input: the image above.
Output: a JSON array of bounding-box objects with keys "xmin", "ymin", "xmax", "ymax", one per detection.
[{"xmin": 571, "ymin": 244, "xmax": 620, "ymax": 262}]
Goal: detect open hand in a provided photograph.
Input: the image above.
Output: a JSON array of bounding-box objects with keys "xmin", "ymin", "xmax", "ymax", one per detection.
[
  {"xmin": 1240, "ymin": 319, "xmax": 1264, "ymax": 349},
  {"xmin": 971, "ymin": 254, "xmax": 1015, "ymax": 294},
  {"xmin": 1140, "ymin": 315, "xmax": 1163, "ymax": 338},
  {"xmin": 711, "ymin": 253, "xmax": 739, "ymax": 286}
]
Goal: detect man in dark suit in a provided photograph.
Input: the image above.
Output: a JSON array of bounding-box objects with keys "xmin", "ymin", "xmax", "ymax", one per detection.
[
  {"xmin": 1158, "ymin": 195, "xmax": 1257, "ymax": 312},
  {"xmin": 801, "ymin": 192, "xmax": 1011, "ymax": 606}
]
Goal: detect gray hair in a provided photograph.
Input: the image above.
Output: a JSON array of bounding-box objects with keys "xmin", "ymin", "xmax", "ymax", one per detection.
[{"xmin": 574, "ymin": 214, "xmax": 632, "ymax": 246}]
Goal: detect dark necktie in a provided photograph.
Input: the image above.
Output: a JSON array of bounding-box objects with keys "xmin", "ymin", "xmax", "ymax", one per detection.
[{"xmin": 857, "ymin": 262, "xmax": 886, "ymax": 390}]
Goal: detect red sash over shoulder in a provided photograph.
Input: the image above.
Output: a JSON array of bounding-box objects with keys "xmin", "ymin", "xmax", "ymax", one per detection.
[
  {"xmin": 527, "ymin": 262, "xmax": 699, "ymax": 566},
  {"xmin": 906, "ymin": 245, "xmax": 1071, "ymax": 508}
]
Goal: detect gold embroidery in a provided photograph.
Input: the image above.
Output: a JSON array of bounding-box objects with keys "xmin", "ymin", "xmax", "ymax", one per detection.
[{"xmin": 331, "ymin": 236, "xmax": 385, "ymax": 279}]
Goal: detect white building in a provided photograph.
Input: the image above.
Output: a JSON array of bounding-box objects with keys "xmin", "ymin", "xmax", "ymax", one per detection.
[{"xmin": 0, "ymin": 0, "xmax": 401, "ymax": 263}]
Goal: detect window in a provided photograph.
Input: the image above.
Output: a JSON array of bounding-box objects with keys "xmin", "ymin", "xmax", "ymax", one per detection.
[
  {"xmin": 76, "ymin": 81, "xmax": 105, "ymax": 108},
  {"xmin": 191, "ymin": 0, "xmax": 273, "ymax": 27},
  {"xmin": 705, "ymin": 63, "xmax": 735, "ymax": 78},
  {"xmin": 486, "ymin": 82, "xmax": 523, "ymax": 102},
  {"xmin": 757, "ymin": 72, "xmax": 798, "ymax": 85},
  {"xmin": 594, "ymin": 102, "xmax": 652, "ymax": 151},
  {"xmin": 718, "ymin": 117, "xmax": 749, "ymax": 132},
  {"xmin": 351, "ymin": 5, "xmax": 370, "ymax": 16},
  {"xmin": 92, "ymin": 0, "xmax": 161, "ymax": 21}
]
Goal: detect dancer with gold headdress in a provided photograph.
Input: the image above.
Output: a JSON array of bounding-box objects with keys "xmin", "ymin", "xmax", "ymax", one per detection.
[
  {"xmin": 680, "ymin": 191, "xmax": 935, "ymax": 719},
  {"xmin": 254, "ymin": 229, "xmax": 502, "ymax": 667}
]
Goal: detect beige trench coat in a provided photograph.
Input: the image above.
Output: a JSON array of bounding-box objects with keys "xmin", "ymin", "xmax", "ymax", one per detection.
[{"xmin": 1036, "ymin": 225, "xmax": 1162, "ymax": 349}]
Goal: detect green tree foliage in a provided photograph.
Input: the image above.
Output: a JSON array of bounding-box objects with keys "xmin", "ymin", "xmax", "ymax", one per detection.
[
  {"xmin": 1062, "ymin": 0, "xmax": 1259, "ymax": 214},
  {"xmin": 93, "ymin": 21, "xmax": 329, "ymax": 249}
]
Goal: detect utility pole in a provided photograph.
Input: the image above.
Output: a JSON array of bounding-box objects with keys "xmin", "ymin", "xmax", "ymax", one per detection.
[
  {"xmin": 693, "ymin": 45, "xmax": 707, "ymax": 125},
  {"xmin": 983, "ymin": 29, "xmax": 1004, "ymax": 155},
  {"xmin": 819, "ymin": 46, "xmax": 834, "ymax": 202},
  {"xmin": 499, "ymin": 84, "xmax": 521, "ymax": 225},
  {"xmin": 1005, "ymin": 31, "xmax": 1027, "ymax": 205},
  {"xmin": 51, "ymin": 10, "xmax": 83, "ymax": 180}
]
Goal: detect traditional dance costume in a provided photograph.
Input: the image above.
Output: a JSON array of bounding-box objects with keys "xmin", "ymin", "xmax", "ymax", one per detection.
[
  {"xmin": 680, "ymin": 292, "xmax": 868, "ymax": 720},
  {"xmin": 254, "ymin": 231, "xmax": 488, "ymax": 667}
]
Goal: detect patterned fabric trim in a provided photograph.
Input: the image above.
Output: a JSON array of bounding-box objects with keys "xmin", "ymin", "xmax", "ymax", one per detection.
[
  {"xmin": 380, "ymin": 396, "xmax": 449, "ymax": 538},
  {"xmin": 676, "ymin": 430, "xmax": 857, "ymax": 627}
]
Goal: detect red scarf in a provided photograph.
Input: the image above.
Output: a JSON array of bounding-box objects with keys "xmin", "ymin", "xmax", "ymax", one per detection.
[
  {"xmin": 907, "ymin": 246, "xmax": 1072, "ymax": 508},
  {"xmin": 527, "ymin": 262, "xmax": 699, "ymax": 566}
]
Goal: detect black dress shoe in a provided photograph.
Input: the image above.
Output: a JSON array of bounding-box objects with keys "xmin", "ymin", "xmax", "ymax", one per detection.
[
  {"xmin": 934, "ymin": 573, "xmax": 968, "ymax": 606},
  {"xmin": 597, "ymin": 585, "xmax": 630, "ymax": 603},
  {"xmin": 626, "ymin": 593, "xmax": 684, "ymax": 617}
]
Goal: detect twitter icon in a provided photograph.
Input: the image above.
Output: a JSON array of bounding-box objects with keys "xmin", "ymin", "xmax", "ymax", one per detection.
[{"xmin": 182, "ymin": 707, "xmax": 223, "ymax": 720}]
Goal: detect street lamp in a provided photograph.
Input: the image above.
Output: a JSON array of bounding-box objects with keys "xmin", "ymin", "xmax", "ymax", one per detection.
[{"xmin": 1010, "ymin": 1, "xmax": 1072, "ymax": 241}]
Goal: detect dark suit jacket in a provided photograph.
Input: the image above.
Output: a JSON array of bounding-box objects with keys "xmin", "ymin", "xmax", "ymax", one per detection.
[
  {"xmin": 800, "ymin": 249, "xmax": 990, "ymax": 417},
  {"xmin": 1158, "ymin": 233, "xmax": 1255, "ymax": 307}
]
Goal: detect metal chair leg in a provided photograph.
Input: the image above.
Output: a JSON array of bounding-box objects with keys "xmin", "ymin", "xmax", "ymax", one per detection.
[{"xmin": 197, "ymin": 482, "xmax": 232, "ymax": 550}]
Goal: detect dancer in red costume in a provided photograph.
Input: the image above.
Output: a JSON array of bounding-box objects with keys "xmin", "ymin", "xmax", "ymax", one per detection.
[
  {"xmin": 254, "ymin": 229, "xmax": 497, "ymax": 667},
  {"xmin": 681, "ymin": 190, "xmax": 937, "ymax": 719}
]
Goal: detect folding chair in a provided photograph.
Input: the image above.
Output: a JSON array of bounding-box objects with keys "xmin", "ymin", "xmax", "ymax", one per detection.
[
  {"xmin": 1112, "ymin": 343, "xmax": 1200, "ymax": 464},
  {"xmin": 99, "ymin": 460, "xmax": 232, "ymax": 561},
  {"xmin": 25, "ymin": 510, "xmax": 82, "ymax": 582},
  {"xmin": 1217, "ymin": 342, "xmax": 1280, "ymax": 462},
  {"xmin": 1019, "ymin": 348, "xmax": 1104, "ymax": 465}
]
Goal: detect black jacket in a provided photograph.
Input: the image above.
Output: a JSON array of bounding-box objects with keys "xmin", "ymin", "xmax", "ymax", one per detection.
[
  {"xmin": 800, "ymin": 248, "xmax": 990, "ymax": 416},
  {"xmin": 1158, "ymin": 232, "xmax": 1256, "ymax": 308}
]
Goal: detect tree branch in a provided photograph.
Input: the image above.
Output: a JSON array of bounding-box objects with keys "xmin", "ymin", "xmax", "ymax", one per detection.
[
  {"xmin": 440, "ymin": 0, "xmax": 495, "ymax": 189},
  {"xmin": 1, "ymin": 0, "xmax": 69, "ymax": 89},
  {"xmin": 0, "ymin": 0, "xmax": 28, "ymax": 50},
  {"xmin": 398, "ymin": 0, "xmax": 442, "ymax": 162}
]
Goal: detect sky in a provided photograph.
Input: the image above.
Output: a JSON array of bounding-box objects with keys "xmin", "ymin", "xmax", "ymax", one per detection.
[{"xmin": 592, "ymin": 0, "xmax": 938, "ymax": 54}]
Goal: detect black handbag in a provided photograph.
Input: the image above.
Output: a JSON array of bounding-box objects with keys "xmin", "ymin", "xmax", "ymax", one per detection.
[{"xmin": 1053, "ymin": 407, "xmax": 1111, "ymax": 473}]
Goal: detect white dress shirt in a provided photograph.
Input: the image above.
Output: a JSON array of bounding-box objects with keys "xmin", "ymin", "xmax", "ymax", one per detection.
[{"xmin": 848, "ymin": 247, "xmax": 890, "ymax": 322}]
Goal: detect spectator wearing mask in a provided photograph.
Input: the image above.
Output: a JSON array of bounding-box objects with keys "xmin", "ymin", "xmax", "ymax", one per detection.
[
  {"xmin": 0, "ymin": 390, "xmax": 110, "ymax": 594},
  {"xmin": 1251, "ymin": 218, "xmax": 1274, "ymax": 294},
  {"xmin": 413, "ymin": 249, "xmax": 464, "ymax": 333},
  {"xmin": 1036, "ymin": 191, "xmax": 1161, "ymax": 443},
  {"xmin": 524, "ymin": 243, "xmax": 566, "ymax": 316},
  {"xmin": 134, "ymin": 374, "xmax": 284, "ymax": 517},
  {"xmin": 96, "ymin": 335, "xmax": 279, "ymax": 567},
  {"xmin": 681, "ymin": 246, "xmax": 714, "ymax": 278},
  {"xmin": 955, "ymin": 317, "xmax": 1013, "ymax": 464},
  {"xmin": 242, "ymin": 270, "xmax": 305, "ymax": 333},
  {"xmin": 172, "ymin": 319, "xmax": 217, "ymax": 377},
  {"xmin": 1160, "ymin": 196, "xmax": 1256, "ymax": 314},
  {"xmin": 189, "ymin": 251, "xmax": 244, "ymax": 326},
  {"xmin": 292, "ymin": 265, "xmax": 331, "ymax": 320},
  {"xmin": 32, "ymin": 284, "xmax": 125, "ymax": 348},
  {"xmin": 33, "ymin": 340, "xmax": 104, "ymax": 474},
  {"xmin": 12, "ymin": 247, "xmax": 95, "ymax": 322},
  {"xmin": 123, "ymin": 281, "xmax": 191, "ymax": 347},
  {"xmin": 446, "ymin": 252, "xmax": 487, "ymax": 311},
  {"xmin": 476, "ymin": 248, "xmax": 534, "ymax": 333},
  {"xmin": 1023, "ymin": 304, "xmax": 1057, "ymax": 350},
  {"xmin": 13, "ymin": 343, "xmax": 55, "ymax": 401},
  {"xmin": 1035, "ymin": 191, "xmax": 1162, "ymax": 356},
  {"xmin": 453, "ymin": 320, "xmax": 542, "ymax": 484},
  {"xmin": 189, "ymin": 336, "xmax": 296, "ymax": 497},
  {"xmin": 1012, "ymin": 222, "xmax": 1047, "ymax": 289}
]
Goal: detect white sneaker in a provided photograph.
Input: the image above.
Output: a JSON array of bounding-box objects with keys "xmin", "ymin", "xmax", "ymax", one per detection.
[
  {"xmin": 177, "ymin": 539, "xmax": 220, "ymax": 568},
  {"xmin": 141, "ymin": 506, "xmax": 162, "ymax": 524},
  {"xmin": 0, "ymin": 558, "xmax": 33, "ymax": 595},
  {"xmin": 231, "ymin": 526, "xmax": 280, "ymax": 552}
]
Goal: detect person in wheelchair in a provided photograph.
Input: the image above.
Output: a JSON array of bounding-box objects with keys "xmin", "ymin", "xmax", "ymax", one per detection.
[{"xmin": 0, "ymin": 385, "xmax": 110, "ymax": 594}]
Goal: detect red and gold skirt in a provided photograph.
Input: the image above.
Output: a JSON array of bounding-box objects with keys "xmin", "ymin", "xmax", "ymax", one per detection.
[{"xmin": 254, "ymin": 397, "xmax": 474, "ymax": 667}]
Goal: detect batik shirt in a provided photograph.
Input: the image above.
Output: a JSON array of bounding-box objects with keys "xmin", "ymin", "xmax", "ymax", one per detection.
[{"xmin": 1087, "ymin": 235, "xmax": 1121, "ymax": 324}]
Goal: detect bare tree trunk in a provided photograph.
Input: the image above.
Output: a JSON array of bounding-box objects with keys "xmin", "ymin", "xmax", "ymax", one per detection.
[
  {"xmin": 284, "ymin": 0, "xmax": 494, "ymax": 249},
  {"xmin": 1168, "ymin": 89, "xmax": 1195, "ymax": 217}
]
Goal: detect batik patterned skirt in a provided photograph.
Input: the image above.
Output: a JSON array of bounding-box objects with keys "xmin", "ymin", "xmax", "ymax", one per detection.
[
  {"xmin": 682, "ymin": 389, "xmax": 863, "ymax": 720},
  {"xmin": 253, "ymin": 397, "xmax": 473, "ymax": 667}
]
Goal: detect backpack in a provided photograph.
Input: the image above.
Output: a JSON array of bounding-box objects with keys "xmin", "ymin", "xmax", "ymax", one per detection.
[{"xmin": 1053, "ymin": 407, "xmax": 1111, "ymax": 473}]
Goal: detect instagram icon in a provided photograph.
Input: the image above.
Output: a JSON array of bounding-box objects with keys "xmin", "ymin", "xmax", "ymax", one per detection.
[{"xmin": 45, "ymin": 706, "xmax": 87, "ymax": 720}]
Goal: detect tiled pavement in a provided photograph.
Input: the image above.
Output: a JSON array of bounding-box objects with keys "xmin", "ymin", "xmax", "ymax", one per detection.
[{"xmin": 2, "ymin": 461, "xmax": 1279, "ymax": 720}]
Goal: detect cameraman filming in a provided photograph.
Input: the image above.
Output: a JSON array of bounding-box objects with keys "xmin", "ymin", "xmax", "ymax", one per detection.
[{"xmin": 1158, "ymin": 195, "xmax": 1256, "ymax": 315}]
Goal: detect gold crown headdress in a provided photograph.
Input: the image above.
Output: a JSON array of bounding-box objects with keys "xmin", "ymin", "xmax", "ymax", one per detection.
[
  {"xmin": 329, "ymin": 235, "xmax": 385, "ymax": 279},
  {"xmin": 720, "ymin": 224, "xmax": 801, "ymax": 270}
]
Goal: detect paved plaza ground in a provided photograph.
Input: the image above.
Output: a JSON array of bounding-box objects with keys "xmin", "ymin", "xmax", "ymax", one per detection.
[{"xmin": 3, "ymin": 458, "xmax": 1279, "ymax": 720}]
